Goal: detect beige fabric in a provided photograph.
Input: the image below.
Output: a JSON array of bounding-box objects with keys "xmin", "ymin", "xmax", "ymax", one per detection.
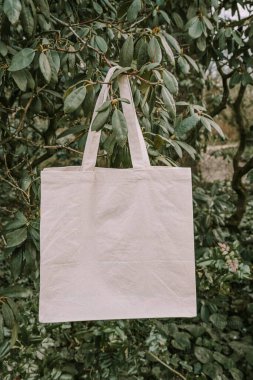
[{"xmin": 39, "ymin": 67, "xmax": 197, "ymax": 322}]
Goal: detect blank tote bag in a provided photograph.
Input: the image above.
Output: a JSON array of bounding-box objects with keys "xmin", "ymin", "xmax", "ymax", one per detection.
[{"xmin": 39, "ymin": 66, "xmax": 197, "ymax": 323}]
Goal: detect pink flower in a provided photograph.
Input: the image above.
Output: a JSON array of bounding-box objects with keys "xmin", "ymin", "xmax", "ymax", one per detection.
[
  {"xmin": 218, "ymin": 242, "xmax": 230, "ymax": 255},
  {"xmin": 227, "ymin": 258, "xmax": 239, "ymax": 273}
]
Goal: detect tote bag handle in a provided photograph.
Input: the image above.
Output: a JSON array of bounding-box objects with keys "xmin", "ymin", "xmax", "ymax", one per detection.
[{"xmin": 81, "ymin": 68, "xmax": 150, "ymax": 170}]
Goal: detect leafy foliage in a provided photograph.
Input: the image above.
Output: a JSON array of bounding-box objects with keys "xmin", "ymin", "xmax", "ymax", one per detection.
[{"xmin": 0, "ymin": 0, "xmax": 253, "ymax": 379}]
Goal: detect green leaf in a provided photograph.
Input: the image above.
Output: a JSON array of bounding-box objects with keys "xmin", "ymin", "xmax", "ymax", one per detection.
[
  {"xmin": 176, "ymin": 114, "xmax": 199, "ymax": 137},
  {"xmin": 0, "ymin": 341, "xmax": 10, "ymax": 360},
  {"xmin": 119, "ymin": 35, "xmax": 134, "ymax": 67},
  {"xmin": 10, "ymin": 322, "xmax": 18, "ymax": 347},
  {"xmin": 229, "ymin": 71, "xmax": 242, "ymax": 88},
  {"xmin": 3, "ymin": 0, "xmax": 21, "ymax": 24},
  {"xmin": 112, "ymin": 109, "xmax": 128, "ymax": 147},
  {"xmin": 242, "ymin": 72, "xmax": 253, "ymax": 86},
  {"xmin": 47, "ymin": 51, "xmax": 59, "ymax": 83},
  {"xmin": 184, "ymin": 54, "xmax": 199, "ymax": 72},
  {"xmin": 2, "ymin": 303, "xmax": 15, "ymax": 328},
  {"xmin": 64, "ymin": 86, "xmax": 87, "ymax": 114},
  {"xmin": 10, "ymin": 249, "xmax": 23, "ymax": 281},
  {"xmin": 181, "ymin": 324, "xmax": 205, "ymax": 338},
  {"xmin": 8, "ymin": 48, "xmax": 35, "ymax": 72},
  {"xmin": 5, "ymin": 211, "xmax": 27, "ymax": 231},
  {"xmin": 177, "ymin": 56, "xmax": 190, "ymax": 74},
  {"xmin": 127, "ymin": 0, "xmax": 142, "ymax": 22},
  {"xmin": 209, "ymin": 313, "xmax": 227, "ymax": 329},
  {"xmin": 25, "ymin": 70, "xmax": 35, "ymax": 90},
  {"xmin": 205, "ymin": 117, "xmax": 225, "ymax": 138},
  {"xmin": 50, "ymin": 50, "xmax": 60, "ymax": 73},
  {"xmin": 177, "ymin": 141, "xmax": 196, "ymax": 159},
  {"xmin": 161, "ymin": 86, "xmax": 176, "ymax": 118},
  {"xmin": 163, "ymin": 32, "xmax": 181, "ymax": 53},
  {"xmin": 148, "ymin": 37, "xmax": 162, "ymax": 64},
  {"xmin": 189, "ymin": 19, "xmax": 203, "ymax": 39},
  {"xmin": 91, "ymin": 106, "xmax": 111, "ymax": 131},
  {"xmin": 11, "ymin": 70, "xmax": 27, "ymax": 91},
  {"xmin": 93, "ymin": 1, "xmax": 103, "ymax": 15},
  {"xmin": 39, "ymin": 52, "xmax": 51, "ymax": 82},
  {"xmin": 232, "ymin": 31, "xmax": 244, "ymax": 46},
  {"xmin": 103, "ymin": 132, "xmax": 116, "ymax": 155},
  {"xmin": 95, "ymin": 35, "xmax": 108, "ymax": 53},
  {"xmin": 185, "ymin": 16, "xmax": 199, "ymax": 29},
  {"xmin": 0, "ymin": 314, "xmax": 3, "ymax": 343},
  {"xmin": 0, "ymin": 41, "xmax": 8, "ymax": 57},
  {"xmin": 200, "ymin": 116, "xmax": 212, "ymax": 131},
  {"xmin": 213, "ymin": 351, "xmax": 235, "ymax": 369},
  {"xmin": 172, "ymin": 332, "xmax": 191, "ymax": 350},
  {"xmin": 159, "ymin": 10, "xmax": 170, "ymax": 25},
  {"xmin": 159, "ymin": 35, "xmax": 175, "ymax": 65},
  {"xmin": 203, "ymin": 16, "xmax": 213, "ymax": 30},
  {"xmin": 197, "ymin": 36, "xmax": 206, "ymax": 51},
  {"xmin": 203, "ymin": 363, "xmax": 223, "ymax": 378},
  {"xmin": 58, "ymin": 124, "xmax": 85, "ymax": 139},
  {"xmin": 162, "ymin": 70, "xmax": 178, "ymax": 95},
  {"xmin": 6, "ymin": 227, "xmax": 27, "ymax": 248},
  {"xmin": 230, "ymin": 368, "xmax": 244, "ymax": 380},
  {"xmin": 119, "ymin": 98, "xmax": 131, "ymax": 104},
  {"xmin": 170, "ymin": 140, "xmax": 182, "ymax": 158},
  {"xmin": 83, "ymin": 85, "xmax": 95, "ymax": 116},
  {"xmin": 172, "ymin": 12, "xmax": 184, "ymax": 29},
  {"xmin": 0, "ymin": 286, "xmax": 32, "ymax": 298},
  {"xmin": 194, "ymin": 346, "xmax": 212, "ymax": 364},
  {"xmin": 6, "ymin": 299, "xmax": 19, "ymax": 320},
  {"xmin": 111, "ymin": 67, "xmax": 132, "ymax": 80},
  {"xmin": 97, "ymin": 100, "xmax": 111, "ymax": 113},
  {"xmin": 140, "ymin": 62, "xmax": 160, "ymax": 74},
  {"xmin": 137, "ymin": 40, "xmax": 149, "ymax": 70}
]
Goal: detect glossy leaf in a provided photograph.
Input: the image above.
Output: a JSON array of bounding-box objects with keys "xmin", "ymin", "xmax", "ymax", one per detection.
[
  {"xmin": 119, "ymin": 35, "xmax": 134, "ymax": 67},
  {"xmin": 8, "ymin": 48, "xmax": 35, "ymax": 72},
  {"xmin": 189, "ymin": 19, "xmax": 203, "ymax": 39},
  {"xmin": 112, "ymin": 109, "xmax": 128, "ymax": 147},
  {"xmin": 11, "ymin": 70, "xmax": 27, "ymax": 91},
  {"xmin": 95, "ymin": 36, "xmax": 108, "ymax": 53},
  {"xmin": 91, "ymin": 106, "xmax": 111, "ymax": 131},
  {"xmin": 3, "ymin": 0, "xmax": 21, "ymax": 24},
  {"xmin": 6, "ymin": 227, "xmax": 27, "ymax": 248},
  {"xmin": 64, "ymin": 86, "xmax": 87, "ymax": 113},
  {"xmin": 162, "ymin": 70, "xmax": 178, "ymax": 95},
  {"xmin": 127, "ymin": 0, "xmax": 142, "ymax": 22},
  {"xmin": 148, "ymin": 37, "xmax": 162, "ymax": 64},
  {"xmin": 159, "ymin": 35, "xmax": 175, "ymax": 65},
  {"xmin": 161, "ymin": 86, "xmax": 176, "ymax": 118},
  {"xmin": 177, "ymin": 55, "xmax": 190, "ymax": 74},
  {"xmin": 39, "ymin": 52, "xmax": 52, "ymax": 82}
]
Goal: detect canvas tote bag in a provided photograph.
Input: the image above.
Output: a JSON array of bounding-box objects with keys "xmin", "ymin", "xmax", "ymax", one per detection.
[{"xmin": 39, "ymin": 66, "xmax": 197, "ymax": 323}]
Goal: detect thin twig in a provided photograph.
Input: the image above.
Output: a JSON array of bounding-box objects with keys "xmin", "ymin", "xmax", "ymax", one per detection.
[
  {"xmin": 50, "ymin": 14, "xmax": 113, "ymax": 67},
  {"xmin": 147, "ymin": 352, "xmax": 187, "ymax": 380},
  {"xmin": 129, "ymin": 71, "xmax": 159, "ymax": 85},
  {"xmin": 44, "ymin": 145, "xmax": 83, "ymax": 155},
  {"xmin": 43, "ymin": 145, "xmax": 107, "ymax": 158},
  {"xmin": 0, "ymin": 85, "xmax": 47, "ymax": 146},
  {"xmin": 0, "ymin": 175, "xmax": 30, "ymax": 203}
]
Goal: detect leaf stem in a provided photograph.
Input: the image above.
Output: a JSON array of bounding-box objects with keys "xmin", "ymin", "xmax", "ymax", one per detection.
[{"xmin": 147, "ymin": 352, "xmax": 187, "ymax": 380}]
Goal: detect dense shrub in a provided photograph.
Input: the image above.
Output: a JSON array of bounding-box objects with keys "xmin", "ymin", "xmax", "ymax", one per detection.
[{"xmin": 0, "ymin": 0, "xmax": 252, "ymax": 379}]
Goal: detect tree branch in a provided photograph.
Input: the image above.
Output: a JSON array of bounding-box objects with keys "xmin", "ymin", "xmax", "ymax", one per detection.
[
  {"xmin": 210, "ymin": 67, "xmax": 232, "ymax": 117},
  {"xmin": 50, "ymin": 15, "xmax": 113, "ymax": 67},
  {"xmin": 228, "ymin": 84, "xmax": 248, "ymax": 228}
]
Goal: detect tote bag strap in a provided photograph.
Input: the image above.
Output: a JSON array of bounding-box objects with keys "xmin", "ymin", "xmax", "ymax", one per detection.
[
  {"xmin": 118, "ymin": 75, "xmax": 150, "ymax": 169},
  {"xmin": 82, "ymin": 66, "xmax": 118, "ymax": 170},
  {"xmin": 82, "ymin": 70, "xmax": 150, "ymax": 170}
]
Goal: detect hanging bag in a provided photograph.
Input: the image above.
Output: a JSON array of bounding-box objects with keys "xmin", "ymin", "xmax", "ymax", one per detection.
[{"xmin": 39, "ymin": 67, "xmax": 196, "ymax": 322}]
